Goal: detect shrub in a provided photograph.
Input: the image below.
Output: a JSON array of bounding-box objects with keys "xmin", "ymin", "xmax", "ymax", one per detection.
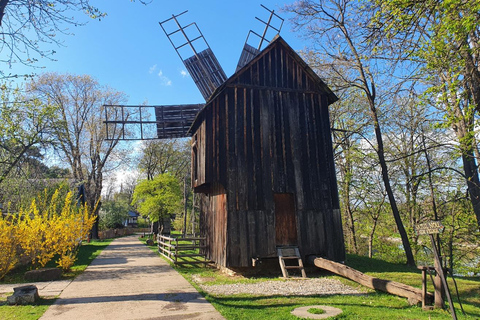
[
  {"xmin": 0, "ymin": 217, "xmax": 18, "ymax": 280},
  {"xmin": 0, "ymin": 189, "xmax": 96, "ymax": 276}
]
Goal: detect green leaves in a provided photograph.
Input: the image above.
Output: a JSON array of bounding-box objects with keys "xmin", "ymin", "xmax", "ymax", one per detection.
[
  {"xmin": 0, "ymin": 82, "xmax": 59, "ymax": 185},
  {"xmin": 131, "ymin": 173, "xmax": 182, "ymax": 222}
]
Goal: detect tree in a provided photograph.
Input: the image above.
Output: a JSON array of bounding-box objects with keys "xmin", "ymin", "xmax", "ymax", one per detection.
[
  {"xmin": 330, "ymin": 90, "xmax": 370, "ymax": 254},
  {"xmin": 27, "ymin": 72, "xmax": 129, "ymax": 239},
  {"xmin": 0, "ymin": 0, "xmax": 150, "ymax": 75},
  {"xmin": 373, "ymin": 0, "xmax": 480, "ymax": 227},
  {"xmin": 131, "ymin": 173, "xmax": 182, "ymax": 230},
  {"xmin": 374, "ymin": 0, "xmax": 480, "ymax": 112},
  {"xmin": 99, "ymin": 196, "xmax": 131, "ymax": 230},
  {"xmin": 0, "ymin": 82, "xmax": 57, "ymax": 186},
  {"xmin": 138, "ymin": 139, "xmax": 190, "ymax": 181},
  {"xmin": 285, "ymin": 0, "xmax": 416, "ymax": 266}
]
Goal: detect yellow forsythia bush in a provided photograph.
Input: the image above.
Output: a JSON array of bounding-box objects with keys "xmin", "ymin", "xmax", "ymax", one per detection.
[
  {"xmin": 0, "ymin": 189, "xmax": 96, "ymax": 277},
  {"xmin": 0, "ymin": 217, "xmax": 19, "ymax": 280}
]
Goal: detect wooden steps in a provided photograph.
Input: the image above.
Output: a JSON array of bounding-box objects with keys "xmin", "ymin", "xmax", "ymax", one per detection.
[{"xmin": 277, "ymin": 246, "xmax": 306, "ymax": 278}]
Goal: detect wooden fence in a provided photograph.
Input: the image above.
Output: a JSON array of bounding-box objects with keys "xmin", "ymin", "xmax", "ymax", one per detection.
[
  {"xmin": 157, "ymin": 234, "xmax": 210, "ymax": 265},
  {"xmin": 98, "ymin": 228, "xmax": 134, "ymax": 239}
]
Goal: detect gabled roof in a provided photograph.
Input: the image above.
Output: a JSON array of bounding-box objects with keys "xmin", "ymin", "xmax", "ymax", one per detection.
[
  {"xmin": 128, "ymin": 211, "xmax": 139, "ymax": 218},
  {"xmin": 189, "ymin": 35, "xmax": 338, "ymax": 134},
  {"xmin": 231, "ymin": 35, "xmax": 338, "ymax": 104}
]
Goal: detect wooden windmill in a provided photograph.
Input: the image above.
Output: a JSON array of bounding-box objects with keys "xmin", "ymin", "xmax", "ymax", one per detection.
[{"xmin": 105, "ymin": 6, "xmax": 345, "ymax": 274}]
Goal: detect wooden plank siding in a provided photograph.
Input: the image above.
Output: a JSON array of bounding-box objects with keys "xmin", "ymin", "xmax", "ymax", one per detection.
[{"xmin": 192, "ymin": 36, "xmax": 345, "ymax": 267}]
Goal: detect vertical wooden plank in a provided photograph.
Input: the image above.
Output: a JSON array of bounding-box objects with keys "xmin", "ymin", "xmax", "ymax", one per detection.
[
  {"xmin": 298, "ymin": 93, "xmax": 313, "ymax": 209},
  {"xmin": 281, "ymin": 46, "xmax": 287, "ymax": 88},
  {"xmin": 253, "ymin": 89, "xmax": 264, "ymax": 210},
  {"xmin": 259, "ymin": 53, "xmax": 265, "ymax": 86},
  {"xmin": 260, "ymin": 90, "xmax": 274, "ymax": 211},
  {"xmin": 282, "ymin": 92, "xmax": 295, "ymax": 192},
  {"xmin": 218, "ymin": 93, "xmax": 227, "ymax": 187},
  {"xmin": 238, "ymin": 209, "xmax": 249, "ymax": 266},
  {"xmin": 206, "ymin": 103, "xmax": 212, "ymax": 184},
  {"xmin": 245, "ymin": 88, "xmax": 256, "ymax": 210},
  {"xmin": 267, "ymin": 50, "xmax": 272, "ymax": 87},
  {"xmin": 247, "ymin": 210, "xmax": 257, "ymax": 261},
  {"xmin": 236, "ymin": 87, "xmax": 247, "ymax": 211},
  {"xmin": 252, "ymin": 60, "xmax": 259, "ymax": 86},
  {"xmin": 225, "ymin": 87, "xmax": 239, "ymax": 267},
  {"xmin": 306, "ymin": 93, "xmax": 320, "ymax": 208},
  {"xmin": 288, "ymin": 92, "xmax": 305, "ymax": 211},
  {"xmin": 275, "ymin": 93, "xmax": 286, "ymax": 192},
  {"xmin": 274, "ymin": 44, "xmax": 279, "ymax": 88}
]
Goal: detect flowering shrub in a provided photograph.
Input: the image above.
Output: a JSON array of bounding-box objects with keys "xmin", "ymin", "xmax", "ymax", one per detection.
[
  {"xmin": 0, "ymin": 217, "xmax": 18, "ymax": 280},
  {"xmin": 0, "ymin": 189, "xmax": 96, "ymax": 278}
]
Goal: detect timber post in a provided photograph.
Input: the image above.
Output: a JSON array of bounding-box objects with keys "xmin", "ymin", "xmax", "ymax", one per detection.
[
  {"xmin": 416, "ymin": 221, "xmax": 457, "ymax": 319},
  {"xmin": 311, "ymin": 256, "xmax": 431, "ymax": 305}
]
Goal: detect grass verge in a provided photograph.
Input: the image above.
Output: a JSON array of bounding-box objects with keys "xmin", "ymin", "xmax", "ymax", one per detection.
[
  {"xmin": 0, "ymin": 239, "xmax": 112, "ymax": 320},
  {"xmin": 140, "ymin": 237, "xmax": 480, "ymax": 319}
]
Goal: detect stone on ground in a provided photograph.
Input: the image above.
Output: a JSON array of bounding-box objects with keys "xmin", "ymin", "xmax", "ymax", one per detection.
[
  {"xmin": 25, "ymin": 268, "xmax": 62, "ymax": 282},
  {"xmin": 7, "ymin": 285, "xmax": 40, "ymax": 305}
]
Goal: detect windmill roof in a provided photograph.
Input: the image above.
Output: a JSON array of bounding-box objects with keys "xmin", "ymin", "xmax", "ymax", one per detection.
[{"xmin": 188, "ymin": 35, "xmax": 338, "ymax": 134}]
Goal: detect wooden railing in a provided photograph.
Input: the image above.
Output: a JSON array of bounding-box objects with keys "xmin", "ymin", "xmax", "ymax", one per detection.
[{"xmin": 157, "ymin": 234, "xmax": 210, "ymax": 265}]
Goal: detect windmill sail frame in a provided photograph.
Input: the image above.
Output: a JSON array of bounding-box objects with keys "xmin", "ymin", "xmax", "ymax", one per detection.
[
  {"xmin": 159, "ymin": 11, "xmax": 227, "ymax": 101},
  {"xmin": 236, "ymin": 4, "xmax": 284, "ymax": 72}
]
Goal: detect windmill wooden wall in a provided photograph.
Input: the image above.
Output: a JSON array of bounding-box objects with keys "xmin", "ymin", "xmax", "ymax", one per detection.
[{"xmin": 190, "ymin": 36, "xmax": 345, "ymax": 267}]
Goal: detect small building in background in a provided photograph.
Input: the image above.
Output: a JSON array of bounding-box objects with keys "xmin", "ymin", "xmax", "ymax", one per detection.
[
  {"xmin": 189, "ymin": 36, "xmax": 345, "ymax": 268},
  {"xmin": 124, "ymin": 211, "xmax": 140, "ymax": 228}
]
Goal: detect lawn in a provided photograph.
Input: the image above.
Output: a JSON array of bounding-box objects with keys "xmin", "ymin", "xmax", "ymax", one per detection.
[
  {"xmin": 142, "ymin": 236, "xmax": 480, "ymax": 319},
  {"xmin": 0, "ymin": 239, "xmax": 112, "ymax": 320}
]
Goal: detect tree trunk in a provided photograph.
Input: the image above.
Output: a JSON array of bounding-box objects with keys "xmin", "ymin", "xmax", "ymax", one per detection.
[
  {"xmin": 370, "ymin": 104, "xmax": 416, "ymax": 266},
  {"xmin": 368, "ymin": 217, "xmax": 378, "ymax": 258},
  {"xmin": 0, "ymin": 0, "xmax": 9, "ymax": 26},
  {"xmin": 461, "ymin": 152, "xmax": 480, "ymax": 227},
  {"xmin": 89, "ymin": 203, "xmax": 101, "ymax": 240}
]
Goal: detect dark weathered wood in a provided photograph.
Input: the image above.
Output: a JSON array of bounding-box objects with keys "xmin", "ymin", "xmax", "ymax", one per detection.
[
  {"xmin": 278, "ymin": 246, "xmax": 306, "ymax": 278},
  {"xmin": 237, "ymin": 43, "xmax": 261, "ymax": 72},
  {"xmin": 312, "ymin": 257, "xmax": 433, "ymax": 304},
  {"xmin": 184, "ymin": 48, "xmax": 227, "ymax": 101},
  {"xmin": 274, "ymin": 193, "xmax": 297, "ymax": 245},
  {"xmin": 191, "ymin": 36, "xmax": 344, "ymax": 267}
]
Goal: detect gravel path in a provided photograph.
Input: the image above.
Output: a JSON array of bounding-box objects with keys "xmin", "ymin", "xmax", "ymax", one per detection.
[{"xmin": 196, "ymin": 277, "xmax": 362, "ymax": 296}]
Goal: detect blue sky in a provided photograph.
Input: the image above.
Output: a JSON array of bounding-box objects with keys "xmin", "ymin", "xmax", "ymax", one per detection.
[{"xmin": 4, "ymin": 0, "xmax": 306, "ymax": 106}]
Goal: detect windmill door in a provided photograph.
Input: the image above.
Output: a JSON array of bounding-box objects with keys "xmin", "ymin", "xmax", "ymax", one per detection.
[{"xmin": 274, "ymin": 193, "xmax": 298, "ymax": 245}]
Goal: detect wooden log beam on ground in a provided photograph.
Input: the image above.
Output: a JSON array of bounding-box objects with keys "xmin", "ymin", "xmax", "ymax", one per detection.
[{"xmin": 311, "ymin": 257, "xmax": 433, "ymax": 305}]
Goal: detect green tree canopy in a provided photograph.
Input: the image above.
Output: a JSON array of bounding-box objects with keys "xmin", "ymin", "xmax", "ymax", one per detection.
[{"xmin": 131, "ymin": 173, "xmax": 182, "ymax": 223}]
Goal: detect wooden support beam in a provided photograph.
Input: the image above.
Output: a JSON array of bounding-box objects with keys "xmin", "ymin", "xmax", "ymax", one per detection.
[{"xmin": 312, "ymin": 257, "xmax": 433, "ymax": 305}]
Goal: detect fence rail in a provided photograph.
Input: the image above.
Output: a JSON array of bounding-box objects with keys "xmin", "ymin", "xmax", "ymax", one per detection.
[
  {"xmin": 98, "ymin": 227, "xmax": 135, "ymax": 239},
  {"xmin": 157, "ymin": 234, "xmax": 210, "ymax": 265}
]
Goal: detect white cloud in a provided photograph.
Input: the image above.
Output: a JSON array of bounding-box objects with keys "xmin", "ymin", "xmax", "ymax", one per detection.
[
  {"xmin": 157, "ymin": 69, "xmax": 172, "ymax": 86},
  {"xmin": 149, "ymin": 64, "xmax": 157, "ymax": 74},
  {"xmin": 180, "ymin": 70, "xmax": 189, "ymax": 77}
]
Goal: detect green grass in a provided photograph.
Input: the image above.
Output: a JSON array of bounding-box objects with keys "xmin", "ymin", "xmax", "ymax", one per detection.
[
  {"xmin": 308, "ymin": 307, "xmax": 326, "ymax": 314},
  {"xmin": 0, "ymin": 293, "xmax": 56, "ymax": 320},
  {"xmin": 0, "ymin": 239, "xmax": 112, "ymax": 284},
  {"xmin": 140, "ymin": 238, "xmax": 480, "ymax": 320},
  {"xmin": 0, "ymin": 239, "xmax": 112, "ymax": 320}
]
